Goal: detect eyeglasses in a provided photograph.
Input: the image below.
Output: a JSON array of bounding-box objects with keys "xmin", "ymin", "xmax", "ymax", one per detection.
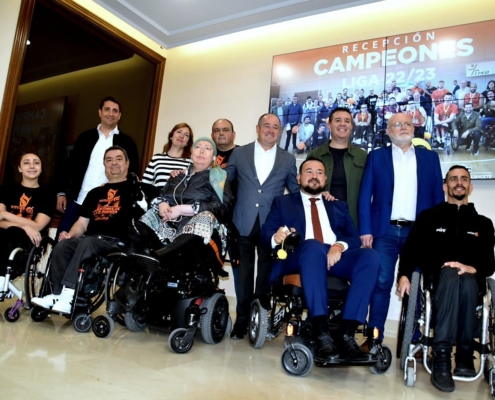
[{"xmin": 392, "ymin": 122, "xmax": 413, "ymax": 129}]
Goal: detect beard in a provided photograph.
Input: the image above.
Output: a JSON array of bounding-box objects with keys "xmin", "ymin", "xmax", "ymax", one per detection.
[
  {"xmin": 301, "ymin": 179, "xmax": 325, "ymax": 195},
  {"xmin": 451, "ymin": 186, "xmax": 467, "ymax": 201}
]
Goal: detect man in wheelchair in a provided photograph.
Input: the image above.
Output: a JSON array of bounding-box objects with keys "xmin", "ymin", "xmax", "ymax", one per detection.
[
  {"xmin": 260, "ymin": 158, "xmax": 380, "ymax": 364},
  {"xmin": 397, "ymin": 165, "xmax": 495, "ymax": 392},
  {"xmin": 32, "ymin": 146, "xmax": 146, "ymax": 314}
]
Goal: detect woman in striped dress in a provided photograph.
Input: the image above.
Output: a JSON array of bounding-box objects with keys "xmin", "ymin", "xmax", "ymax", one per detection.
[{"xmin": 142, "ymin": 123, "xmax": 194, "ymax": 189}]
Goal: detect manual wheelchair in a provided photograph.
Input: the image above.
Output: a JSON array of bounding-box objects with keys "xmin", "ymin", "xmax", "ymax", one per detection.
[
  {"xmin": 0, "ymin": 235, "xmax": 54, "ymax": 322},
  {"xmin": 398, "ymin": 271, "xmax": 495, "ymax": 394},
  {"xmin": 27, "ymin": 235, "xmax": 124, "ymax": 332},
  {"xmin": 248, "ymin": 233, "xmax": 392, "ymax": 377},
  {"xmin": 92, "ymin": 229, "xmax": 231, "ymax": 354}
]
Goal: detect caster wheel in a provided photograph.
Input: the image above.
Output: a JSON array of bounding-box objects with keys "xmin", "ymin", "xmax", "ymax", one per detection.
[
  {"xmin": 169, "ymin": 328, "xmax": 194, "ymax": 354},
  {"xmin": 92, "ymin": 315, "xmax": 115, "ymax": 338},
  {"xmin": 281, "ymin": 343, "xmax": 314, "ymax": 377},
  {"xmin": 369, "ymin": 345, "xmax": 393, "ymax": 374},
  {"xmin": 30, "ymin": 306, "xmax": 48, "ymax": 322},
  {"xmin": 73, "ymin": 313, "xmax": 92, "ymax": 333},
  {"xmin": 405, "ymin": 366, "xmax": 415, "ymax": 387},
  {"xmin": 4, "ymin": 307, "xmax": 20, "ymax": 322}
]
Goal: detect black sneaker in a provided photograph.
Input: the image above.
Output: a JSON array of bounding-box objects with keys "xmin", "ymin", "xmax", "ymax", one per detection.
[
  {"xmin": 431, "ymin": 349, "xmax": 455, "ymax": 392},
  {"xmin": 230, "ymin": 322, "xmax": 247, "ymax": 340},
  {"xmin": 340, "ymin": 334, "xmax": 376, "ymax": 363},
  {"xmin": 454, "ymin": 355, "xmax": 476, "ymax": 377}
]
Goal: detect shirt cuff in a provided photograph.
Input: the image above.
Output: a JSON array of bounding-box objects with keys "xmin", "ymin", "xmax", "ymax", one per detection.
[
  {"xmin": 334, "ymin": 241, "xmax": 348, "ymax": 251},
  {"xmin": 271, "ymin": 234, "xmax": 277, "ymax": 249}
]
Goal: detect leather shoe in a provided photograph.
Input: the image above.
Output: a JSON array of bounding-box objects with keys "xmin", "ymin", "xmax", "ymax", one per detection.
[
  {"xmin": 431, "ymin": 349, "xmax": 455, "ymax": 392},
  {"xmin": 230, "ymin": 322, "xmax": 247, "ymax": 340},
  {"xmin": 340, "ymin": 334, "xmax": 376, "ymax": 362},
  {"xmin": 454, "ymin": 355, "xmax": 476, "ymax": 377},
  {"xmin": 314, "ymin": 333, "xmax": 339, "ymax": 363}
]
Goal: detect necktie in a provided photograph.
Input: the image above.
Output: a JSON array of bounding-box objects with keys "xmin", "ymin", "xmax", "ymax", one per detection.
[{"xmin": 309, "ymin": 198, "xmax": 323, "ymax": 243}]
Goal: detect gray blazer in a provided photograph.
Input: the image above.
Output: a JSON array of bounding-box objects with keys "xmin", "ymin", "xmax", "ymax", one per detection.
[{"xmin": 226, "ymin": 142, "xmax": 299, "ymax": 236}]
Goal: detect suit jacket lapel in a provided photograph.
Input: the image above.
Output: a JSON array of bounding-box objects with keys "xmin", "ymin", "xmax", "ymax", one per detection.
[
  {"xmin": 384, "ymin": 145, "xmax": 394, "ymax": 183},
  {"xmin": 247, "ymin": 142, "xmax": 258, "ymax": 184},
  {"xmin": 291, "ymin": 192, "xmax": 306, "ymax": 236}
]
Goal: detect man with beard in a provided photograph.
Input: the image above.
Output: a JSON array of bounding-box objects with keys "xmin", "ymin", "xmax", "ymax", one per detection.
[
  {"xmin": 397, "ymin": 165, "xmax": 495, "ymax": 392},
  {"xmin": 261, "ymin": 158, "xmax": 380, "ymax": 363},
  {"xmin": 452, "ymin": 103, "xmax": 482, "ymax": 156}
]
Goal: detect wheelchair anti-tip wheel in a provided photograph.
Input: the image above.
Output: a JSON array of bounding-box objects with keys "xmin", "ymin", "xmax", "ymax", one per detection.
[
  {"xmin": 401, "ymin": 271, "xmax": 420, "ymax": 370},
  {"xmin": 200, "ymin": 293, "xmax": 230, "ymax": 344},
  {"xmin": 249, "ymin": 299, "xmax": 268, "ymax": 349},
  {"xmin": 92, "ymin": 314, "xmax": 115, "ymax": 338},
  {"xmin": 30, "ymin": 306, "xmax": 48, "ymax": 322},
  {"xmin": 281, "ymin": 343, "xmax": 314, "ymax": 377},
  {"xmin": 73, "ymin": 313, "xmax": 93, "ymax": 333},
  {"xmin": 4, "ymin": 307, "xmax": 20, "ymax": 322},
  {"xmin": 169, "ymin": 328, "xmax": 194, "ymax": 354},
  {"xmin": 124, "ymin": 312, "xmax": 148, "ymax": 332},
  {"xmin": 369, "ymin": 345, "xmax": 393, "ymax": 374}
]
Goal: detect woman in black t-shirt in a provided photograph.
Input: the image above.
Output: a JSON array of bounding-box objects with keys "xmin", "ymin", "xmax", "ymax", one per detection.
[{"xmin": 0, "ymin": 153, "xmax": 55, "ymax": 275}]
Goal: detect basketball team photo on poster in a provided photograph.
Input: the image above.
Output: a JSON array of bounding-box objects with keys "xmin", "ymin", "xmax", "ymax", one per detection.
[{"xmin": 270, "ymin": 19, "xmax": 495, "ymax": 179}]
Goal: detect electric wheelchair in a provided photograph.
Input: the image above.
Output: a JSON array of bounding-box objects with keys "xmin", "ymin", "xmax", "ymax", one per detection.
[
  {"xmin": 92, "ymin": 224, "xmax": 231, "ymax": 354},
  {"xmin": 248, "ymin": 233, "xmax": 393, "ymax": 377},
  {"xmin": 398, "ymin": 270, "xmax": 495, "ymax": 395},
  {"xmin": 0, "ymin": 235, "xmax": 54, "ymax": 322},
  {"xmin": 27, "ymin": 235, "xmax": 124, "ymax": 332}
]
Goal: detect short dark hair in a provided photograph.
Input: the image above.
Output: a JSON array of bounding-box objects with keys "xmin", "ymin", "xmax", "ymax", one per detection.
[
  {"xmin": 328, "ymin": 107, "xmax": 352, "ymax": 123},
  {"xmin": 18, "ymin": 152, "xmax": 41, "ymax": 166},
  {"xmin": 104, "ymin": 145, "xmax": 128, "ymax": 161},
  {"xmin": 99, "ymin": 96, "xmax": 122, "ymax": 112},
  {"xmin": 211, "ymin": 118, "xmax": 234, "ymax": 132},
  {"xmin": 257, "ymin": 113, "xmax": 281, "ymax": 127},
  {"xmin": 299, "ymin": 157, "xmax": 325, "ymax": 174},
  {"xmin": 444, "ymin": 165, "xmax": 470, "ymax": 183}
]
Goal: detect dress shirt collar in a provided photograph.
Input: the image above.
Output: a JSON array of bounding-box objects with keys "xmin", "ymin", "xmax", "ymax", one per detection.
[
  {"xmin": 391, "ymin": 142, "xmax": 415, "ymax": 155},
  {"xmin": 300, "ymin": 190, "xmax": 323, "ymax": 203},
  {"xmin": 97, "ymin": 124, "xmax": 120, "ymax": 136},
  {"xmin": 254, "ymin": 139, "xmax": 277, "ymax": 153}
]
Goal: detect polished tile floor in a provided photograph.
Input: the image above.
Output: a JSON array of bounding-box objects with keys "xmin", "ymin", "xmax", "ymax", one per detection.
[{"xmin": 0, "ymin": 294, "xmax": 491, "ymax": 400}]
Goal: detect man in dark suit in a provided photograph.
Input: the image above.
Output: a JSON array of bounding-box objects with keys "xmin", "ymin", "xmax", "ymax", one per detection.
[
  {"xmin": 55, "ymin": 96, "xmax": 139, "ymax": 240},
  {"xmin": 261, "ymin": 158, "xmax": 380, "ymax": 362},
  {"xmin": 226, "ymin": 113, "xmax": 299, "ymax": 339},
  {"xmin": 452, "ymin": 102, "xmax": 483, "ymax": 156},
  {"xmin": 358, "ymin": 112, "xmax": 444, "ymax": 346}
]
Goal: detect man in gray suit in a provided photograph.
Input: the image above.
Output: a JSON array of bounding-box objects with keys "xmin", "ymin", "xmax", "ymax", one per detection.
[
  {"xmin": 226, "ymin": 113, "xmax": 299, "ymax": 339},
  {"xmin": 452, "ymin": 102, "xmax": 483, "ymax": 156}
]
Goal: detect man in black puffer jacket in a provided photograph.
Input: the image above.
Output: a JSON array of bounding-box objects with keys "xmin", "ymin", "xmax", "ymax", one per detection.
[{"xmin": 397, "ymin": 165, "xmax": 495, "ymax": 393}]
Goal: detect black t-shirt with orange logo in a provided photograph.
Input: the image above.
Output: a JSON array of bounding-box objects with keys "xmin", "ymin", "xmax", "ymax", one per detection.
[
  {"xmin": 80, "ymin": 180, "xmax": 135, "ymax": 238},
  {"xmin": 0, "ymin": 183, "xmax": 55, "ymax": 235}
]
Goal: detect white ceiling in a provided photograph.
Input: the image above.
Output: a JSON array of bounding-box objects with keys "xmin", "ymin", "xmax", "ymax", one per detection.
[{"xmin": 94, "ymin": 0, "xmax": 382, "ymax": 48}]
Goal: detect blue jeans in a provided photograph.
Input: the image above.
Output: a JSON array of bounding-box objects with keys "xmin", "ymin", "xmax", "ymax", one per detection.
[{"xmin": 370, "ymin": 224, "xmax": 412, "ymax": 339}]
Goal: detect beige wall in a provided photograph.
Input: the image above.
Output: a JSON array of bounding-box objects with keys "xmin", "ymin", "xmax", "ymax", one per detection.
[{"xmin": 0, "ymin": 0, "xmax": 22, "ymax": 110}]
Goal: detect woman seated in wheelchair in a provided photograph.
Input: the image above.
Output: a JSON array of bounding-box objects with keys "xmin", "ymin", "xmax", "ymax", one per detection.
[
  {"xmin": 136, "ymin": 137, "xmax": 234, "ymax": 264},
  {"xmin": 32, "ymin": 146, "xmax": 145, "ymax": 314},
  {"xmin": 0, "ymin": 152, "xmax": 55, "ymax": 291}
]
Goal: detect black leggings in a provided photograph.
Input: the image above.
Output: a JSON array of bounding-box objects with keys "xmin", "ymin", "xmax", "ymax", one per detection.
[{"xmin": 0, "ymin": 226, "xmax": 32, "ymax": 276}]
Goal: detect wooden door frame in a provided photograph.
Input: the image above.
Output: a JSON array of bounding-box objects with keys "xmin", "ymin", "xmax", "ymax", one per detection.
[{"xmin": 0, "ymin": 0, "xmax": 165, "ymax": 180}]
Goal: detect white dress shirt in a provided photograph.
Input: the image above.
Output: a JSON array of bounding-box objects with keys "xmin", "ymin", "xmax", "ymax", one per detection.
[
  {"xmin": 76, "ymin": 124, "xmax": 119, "ymax": 204},
  {"xmin": 271, "ymin": 191, "xmax": 348, "ymax": 250},
  {"xmin": 390, "ymin": 143, "xmax": 417, "ymax": 221},
  {"xmin": 254, "ymin": 140, "xmax": 277, "ymax": 185}
]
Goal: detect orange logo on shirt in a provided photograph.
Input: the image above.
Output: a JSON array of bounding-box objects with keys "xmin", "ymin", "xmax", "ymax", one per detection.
[
  {"xmin": 93, "ymin": 189, "xmax": 121, "ymax": 221},
  {"xmin": 10, "ymin": 193, "xmax": 34, "ymax": 219}
]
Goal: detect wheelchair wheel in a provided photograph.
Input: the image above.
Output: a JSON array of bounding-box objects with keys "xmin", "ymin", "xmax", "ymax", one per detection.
[
  {"xmin": 30, "ymin": 306, "xmax": 48, "ymax": 322},
  {"xmin": 281, "ymin": 343, "xmax": 313, "ymax": 377},
  {"xmin": 104, "ymin": 258, "xmax": 126, "ymax": 326},
  {"xmin": 169, "ymin": 328, "xmax": 194, "ymax": 354},
  {"xmin": 124, "ymin": 312, "xmax": 148, "ymax": 332},
  {"xmin": 401, "ymin": 271, "xmax": 420, "ymax": 370},
  {"xmin": 396, "ymin": 295, "xmax": 408, "ymax": 358},
  {"xmin": 73, "ymin": 313, "xmax": 93, "ymax": 333},
  {"xmin": 4, "ymin": 307, "xmax": 20, "ymax": 322},
  {"xmin": 405, "ymin": 366, "xmax": 415, "ymax": 387},
  {"xmin": 369, "ymin": 345, "xmax": 393, "ymax": 374},
  {"xmin": 201, "ymin": 293, "xmax": 230, "ymax": 344},
  {"xmin": 92, "ymin": 315, "xmax": 115, "ymax": 338},
  {"xmin": 248, "ymin": 299, "xmax": 268, "ymax": 349},
  {"xmin": 24, "ymin": 236, "xmax": 54, "ymax": 309}
]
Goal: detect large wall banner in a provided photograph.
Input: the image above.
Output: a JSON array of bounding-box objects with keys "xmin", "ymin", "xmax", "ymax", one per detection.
[{"xmin": 270, "ymin": 19, "xmax": 495, "ymax": 179}]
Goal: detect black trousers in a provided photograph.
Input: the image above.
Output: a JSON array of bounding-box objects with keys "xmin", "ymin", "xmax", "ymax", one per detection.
[
  {"xmin": 285, "ymin": 123, "xmax": 298, "ymax": 150},
  {"xmin": 235, "ymin": 216, "xmax": 272, "ymax": 324},
  {"xmin": 0, "ymin": 226, "xmax": 32, "ymax": 276},
  {"xmin": 432, "ymin": 267, "xmax": 478, "ymax": 354},
  {"xmin": 457, "ymin": 130, "xmax": 482, "ymax": 154}
]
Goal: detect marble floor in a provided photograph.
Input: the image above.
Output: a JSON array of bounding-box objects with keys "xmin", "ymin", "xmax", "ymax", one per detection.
[{"xmin": 0, "ymin": 294, "xmax": 491, "ymax": 400}]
